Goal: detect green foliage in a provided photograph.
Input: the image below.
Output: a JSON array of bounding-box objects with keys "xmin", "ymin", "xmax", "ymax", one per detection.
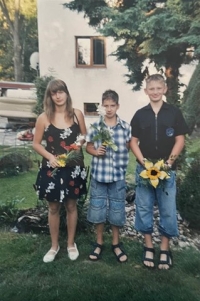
[
  {"xmin": 33, "ymin": 75, "xmax": 55, "ymax": 115},
  {"xmin": 0, "ymin": 17, "xmax": 14, "ymax": 80},
  {"xmin": 177, "ymin": 150, "xmax": 200, "ymax": 230},
  {"xmin": 22, "ymin": 16, "xmax": 39, "ymax": 82},
  {"xmin": 0, "ymin": 198, "xmax": 24, "ymax": 224},
  {"xmin": 182, "ymin": 63, "xmax": 200, "ymax": 134},
  {"xmin": 64, "ymin": 0, "xmax": 200, "ymax": 105},
  {"xmin": 0, "ymin": 152, "xmax": 33, "ymax": 177},
  {"xmin": 0, "ymin": 0, "xmax": 38, "ymax": 82},
  {"xmin": 0, "ymin": 231, "xmax": 200, "ymax": 301}
]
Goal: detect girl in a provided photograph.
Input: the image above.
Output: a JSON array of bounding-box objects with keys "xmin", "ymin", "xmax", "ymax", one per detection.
[{"xmin": 33, "ymin": 79, "xmax": 87, "ymax": 262}]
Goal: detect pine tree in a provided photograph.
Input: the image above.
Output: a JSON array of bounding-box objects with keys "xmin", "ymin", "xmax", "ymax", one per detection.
[{"xmin": 64, "ymin": 0, "xmax": 200, "ymax": 105}]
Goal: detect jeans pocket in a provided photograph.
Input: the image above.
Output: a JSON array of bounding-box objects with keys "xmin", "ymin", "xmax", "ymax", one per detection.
[
  {"xmin": 89, "ymin": 198, "xmax": 107, "ymax": 210},
  {"xmin": 164, "ymin": 171, "xmax": 176, "ymax": 188},
  {"xmin": 109, "ymin": 199, "xmax": 125, "ymax": 226}
]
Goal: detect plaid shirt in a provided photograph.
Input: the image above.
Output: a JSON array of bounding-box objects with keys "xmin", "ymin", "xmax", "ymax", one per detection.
[{"xmin": 86, "ymin": 116, "xmax": 131, "ymax": 183}]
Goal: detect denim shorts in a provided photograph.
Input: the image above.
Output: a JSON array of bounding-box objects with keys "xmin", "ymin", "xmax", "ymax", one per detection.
[
  {"xmin": 87, "ymin": 178, "xmax": 126, "ymax": 227},
  {"xmin": 134, "ymin": 164, "xmax": 178, "ymax": 238}
]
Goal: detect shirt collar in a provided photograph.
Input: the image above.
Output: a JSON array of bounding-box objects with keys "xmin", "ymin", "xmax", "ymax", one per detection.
[
  {"xmin": 98, "ymin": 115, "xmax": 125, "ymax": 129},
  {"xmin": 145, "ymin": 101, "xmax": 169, "ymax": 111}
]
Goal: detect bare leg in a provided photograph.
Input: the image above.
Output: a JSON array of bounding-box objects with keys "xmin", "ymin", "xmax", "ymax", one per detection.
[
  {"xmin": 65, "ymin": 199, "xmax": 78, "ymax": 248},
  {"xmin": 111, "ymin": 225, "xmax": 127, "ymax": 262},
  {"xmin": 158, "ymin": 236, "xmax": 172, "ymax": 270},
  {"xmin": 48, "ymin": 202, "xmax": 61, "ymax": 250},
  {"xmin": 96, "ymin": 223, "xmax": 104, "ymax": 245},
  {"xmin": 143, "ymin": 233, "xmax": 154, "ymax": 268},
  {"xmin": 89, "ymin": 223, "xmax": 104, "ymax": 260}
]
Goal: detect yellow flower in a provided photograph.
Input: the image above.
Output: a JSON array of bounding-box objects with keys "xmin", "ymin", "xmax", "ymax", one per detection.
[
  {"xmin": 57, "ymin": 159, "xmax": 66, "ymax": 167},
  {"xmin": 140, "ymin": 159, "xmax": 170, "ymax": 188},
  {"xmin": 57, "ymin": 154, "xmax": 68, "ymax": 167}
]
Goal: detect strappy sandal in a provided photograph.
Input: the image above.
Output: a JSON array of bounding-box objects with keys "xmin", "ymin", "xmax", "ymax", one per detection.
[
  {"xmin": 143, "ymin": 246, "xmax": 155, "ymax": 268},
  {"xmin": 89, "ymin": 243, "xmax": 103, "ymax": 261},
  {"xmin": 158, "ymin": 250, "xmax": 173, "ymax": 269},
  {"xmin": 112, "ymin": 242, "xmax": 128, "ymax": 263}
]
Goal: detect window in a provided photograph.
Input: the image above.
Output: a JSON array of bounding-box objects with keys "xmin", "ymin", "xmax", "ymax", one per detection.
[
  {"xmin": 84, "ymin": 103, "xmax": 99, "ymax": 116},
  {"xmin": 76, "ymin": 37, "xmax": 106, "ymax": 67}
]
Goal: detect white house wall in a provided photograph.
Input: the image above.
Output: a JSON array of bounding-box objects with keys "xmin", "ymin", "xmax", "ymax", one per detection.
[{"xmin": 37, "ymin": 0, "xmax": 196, "ymax": 127}]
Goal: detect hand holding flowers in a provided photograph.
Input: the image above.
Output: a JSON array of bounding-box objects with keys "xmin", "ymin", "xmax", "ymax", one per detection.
[
  {"xmin": 50, "ymin": 134, "xmax": 85, "ymax": 177},
  {"xmin": 90, "ymin": 105, "xmax": 118, "ymax": 151},
  {"xmin": 140, "ymin": 159, "xmax": 171, "ymax": 188}
]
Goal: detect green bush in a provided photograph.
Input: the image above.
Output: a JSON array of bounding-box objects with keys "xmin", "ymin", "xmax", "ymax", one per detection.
[
  {"xmin": 33, "ymin": 75, "xmax": 54, "ymax": 115},
  {"xmin": 182, "ymin": 63, "xmax": 200, "ymax": 134},
  {"xmin": 177, "ymin": 151, "xmax": 200, "ymax": 230},
  {"xmin": 0, "ymin": 152, "xmax": 33, "ymax": 177},
  {"xmin": 0, "ymin": 198, "xmax": 24, "ymax": 224}
]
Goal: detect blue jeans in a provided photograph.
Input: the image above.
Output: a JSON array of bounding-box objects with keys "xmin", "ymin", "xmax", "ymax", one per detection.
[
  {"xmin": 87, "ymin": 178, "xmax": 126, "ymax": 227},
  {"xmin": 134, "ymin": 164, "xmax": 178, "ymax": 238}
]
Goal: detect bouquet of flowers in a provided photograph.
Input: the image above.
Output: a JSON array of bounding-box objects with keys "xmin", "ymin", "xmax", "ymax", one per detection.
[
  {"xmin": 90, "ymin": 105, "xmax": 118, "ymax": 151},
  {"xmin": 140, "ymin": 159, "xmax": 171, "ymax": 188},
  {"xmin": 51, "ymin": 134, "xmax": 85, "ymax": 177}
]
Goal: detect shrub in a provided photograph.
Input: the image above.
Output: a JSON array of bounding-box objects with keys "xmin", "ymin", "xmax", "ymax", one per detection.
[
  {"xmin": 0, "ymin": 152, "xmax": 33, "ymax": 177},
  {"xmin": 177, "ymin": 151, "xmax": 200, "ymax": 230},
  {"xmin": 0, "ymin": 198, "xmax": 24, "ymax": 224},
  {"xmin": 182, "ymin": 63, "xmax": 200, "ymax": 134},
  {"xmin": 33, "ymin": 75, "xmax": 55, "ymax": 115}
]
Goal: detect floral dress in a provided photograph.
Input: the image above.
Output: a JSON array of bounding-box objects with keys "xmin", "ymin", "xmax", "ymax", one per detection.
[{"xmin": 34, "ymin": 119, "xmax": 87, "ymax": 203}]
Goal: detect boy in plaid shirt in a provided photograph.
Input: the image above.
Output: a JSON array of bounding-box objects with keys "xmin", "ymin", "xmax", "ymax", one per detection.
[{"xmin": 86, "ymin": 89, "xmax": 131, "ymax": 262}]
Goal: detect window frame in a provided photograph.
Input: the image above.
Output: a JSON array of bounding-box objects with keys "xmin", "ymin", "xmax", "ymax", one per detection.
[
  {"xmin": 84, "ymin": 102, "xmax": 99, "ymax": 116},
  {"xmin": 75, "ymin": 36, "xmax": 106, "ymax": 68}
]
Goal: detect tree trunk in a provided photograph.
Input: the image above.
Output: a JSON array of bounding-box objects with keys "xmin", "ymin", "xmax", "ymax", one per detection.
[
  {"xmin": 13, "ymin": 0, "xmax": 23, "ymax": 81},
  {"xmin": 165, "ymin": 49, "xmax": 182, "ymax": 106}
]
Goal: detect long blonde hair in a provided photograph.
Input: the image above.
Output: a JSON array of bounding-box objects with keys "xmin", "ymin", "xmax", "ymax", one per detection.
[{"xmin": 43, "ymin": 79, "xmax": 73, "ymax": 121}]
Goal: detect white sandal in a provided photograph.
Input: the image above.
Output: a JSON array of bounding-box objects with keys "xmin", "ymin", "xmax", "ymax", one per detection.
[
  {"xmin": 67, "ymin": 243, "xmax": 79, "ymax": 261},
  {"xmin": 43, "ymin": 246, "xmax": 60, "ymax": 263}
]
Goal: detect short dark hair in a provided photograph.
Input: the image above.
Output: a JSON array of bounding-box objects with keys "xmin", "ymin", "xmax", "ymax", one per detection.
[
  {"xmin": 102, "ymin": 89, "xmax": 119, "ymax": 104},
  {"xmin": 146, "ymin": 74, "xmax": 166, "ymax": 84}
]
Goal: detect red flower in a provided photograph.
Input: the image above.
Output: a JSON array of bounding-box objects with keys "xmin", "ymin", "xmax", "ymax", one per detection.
[
  {"xmin": 70, "ymin": 143, "xmax": 79, "ymax": 150},
  {"xmin": 60, "ymin": 141, "xmax": 66, "ymax": 148},
  {"xmin": 63, "ymin": 145, "xmax": 71, "ymax": 151},
  {"xmin": 48, "ymin": 136, "xmax": 53, "ymax": 142},
  {"xmin": 63, "ymin": 144, "xmax": 79, "ymax": 151},
  {"xmin": 47, "ymin": 170, "xmax": 52, "ymax": 177},
  {"xmin": 69, "ymin": 181, "xmax": 75, "ymax": 186},
  {"xmin": 74, "ymin": 188, "xmax": 79, "ymax": 195}
]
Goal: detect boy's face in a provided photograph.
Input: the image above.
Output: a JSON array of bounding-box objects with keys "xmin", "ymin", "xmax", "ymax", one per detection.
[
  {"xmin": 144, "ymin": 80, "xmax": 167, "ymax": 103},
  {"xmin": 102, "ymin": 98, "xmax": 119, "ymax": 119}
]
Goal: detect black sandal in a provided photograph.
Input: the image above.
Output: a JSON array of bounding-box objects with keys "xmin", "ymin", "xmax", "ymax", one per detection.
[
  {"xmin": 89, "ymin": 243, "xmax": 103, "ymax": 261},
  {"xmin": 112, "ymin": 243, "xmax": 128, "ymax": 263},
  {"xmin": 143, "ymin": 246, "xmax": 155, "ymax": 268},
  {"xmin": 158, "ymin": 250, "xmax": 173, "ymax": 269}
]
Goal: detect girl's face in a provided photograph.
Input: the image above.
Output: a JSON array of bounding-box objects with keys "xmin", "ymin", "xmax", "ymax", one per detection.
[{"xmin": 50, "ymin": 90, "xmax": 67, "ymax": 107}]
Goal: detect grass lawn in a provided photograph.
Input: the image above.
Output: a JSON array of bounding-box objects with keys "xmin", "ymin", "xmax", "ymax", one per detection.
[
  {"xmin": 0, "ymin": 139, "xmax": 200, "ymax": 301},
  {"xmin": 0, "ymin": 231, "xmax": 200, "ymax": 301}
]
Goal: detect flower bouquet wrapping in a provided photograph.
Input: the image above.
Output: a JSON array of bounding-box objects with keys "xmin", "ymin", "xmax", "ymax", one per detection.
[
  {"xmin": 90, "ymin": 105, "xmax": 118, "ymax": 151},
  {"xmin": 51, "ymin": 134, "xmax": 85, "ymax": 177},
  {"xmin": 140, "ymin": 159, "xmax": 171, "ymax": 188}
]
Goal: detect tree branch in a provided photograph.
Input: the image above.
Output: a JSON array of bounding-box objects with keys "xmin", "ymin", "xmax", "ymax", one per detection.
[{"xmin": 0, "ymin": 0, "xmax": 14, "ymax": 34}]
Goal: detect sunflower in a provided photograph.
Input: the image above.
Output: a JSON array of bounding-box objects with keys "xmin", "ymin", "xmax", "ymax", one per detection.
[{"xmin": 140, "ymin": 159, "xmax": 170, "ymax": 188}]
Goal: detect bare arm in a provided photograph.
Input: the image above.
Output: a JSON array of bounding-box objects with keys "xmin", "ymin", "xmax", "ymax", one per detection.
[
  {"xmin": 130, "ymin": 137, "xmax": 144, "ymax": 165},
  {"xmin": 86, "ymin": 142, "xmax": 106, "ymax": 157},
  {"xmin": 166, "ymin": 135, "xmax": 185, "ymax": 166},
  {"xmin": 32, "ymin": 113, "xmax": 59, "ymax": 167},
  {"xmin": 74, "ymin": 108, "xmax": 87, "ymax": 146}
]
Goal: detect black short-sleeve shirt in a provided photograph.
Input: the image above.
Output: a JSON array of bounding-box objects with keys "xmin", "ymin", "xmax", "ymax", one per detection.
[{"xmin": 130, "ymin": 102, "xmax": 189, "ymax": 160}]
